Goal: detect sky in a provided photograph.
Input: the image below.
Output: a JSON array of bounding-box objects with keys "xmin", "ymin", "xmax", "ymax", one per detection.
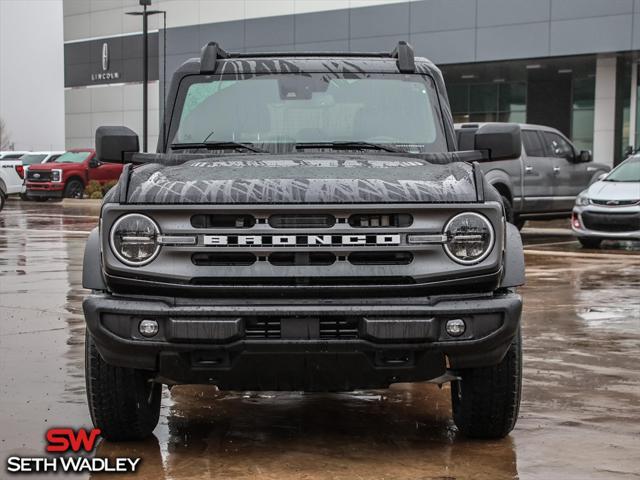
[{"xmin": 0, "ymin": 0, "xmax": 65, "ymax": 151}]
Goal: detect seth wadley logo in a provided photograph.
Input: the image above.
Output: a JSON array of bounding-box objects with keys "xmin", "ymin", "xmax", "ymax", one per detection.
[
  {"xmin": 91, "ymin": 42, "xmax": 120, "ymax": 81},
  {"xmin": 5, "ymin": 428, "xmax": 141, "ymax": 474}
]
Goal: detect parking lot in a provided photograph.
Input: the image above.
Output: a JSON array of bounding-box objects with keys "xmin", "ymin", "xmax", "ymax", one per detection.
[{"xmin": 0, "ymin": 198, "xmax": 637, "ymax": 479}]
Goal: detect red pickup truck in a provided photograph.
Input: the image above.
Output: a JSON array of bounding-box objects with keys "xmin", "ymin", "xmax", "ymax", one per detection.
[{"xmin": 26, "ymin": 149, "xmax": 123, "ymax": 200}]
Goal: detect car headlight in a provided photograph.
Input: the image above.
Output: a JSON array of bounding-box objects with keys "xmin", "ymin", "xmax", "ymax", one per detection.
[
  {"xmin": 51, "ymin": 169, "xmax": 62, "ymax": 182},
  {"xmin": 443, "ymin": 212, "xmax": 495, "ymax": 265},
  {"xmin": 575, "ymin": 191, "xmax": 590, "ymax": 206},
  {"xmin": 109, "ymin": 213, "xmax": 160, "ymax": 266}
]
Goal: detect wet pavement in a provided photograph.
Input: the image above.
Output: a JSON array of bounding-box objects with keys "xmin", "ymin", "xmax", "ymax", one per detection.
[{"xmin": 0, "ymin": 199, "xmax": 639, "ymax": 479}]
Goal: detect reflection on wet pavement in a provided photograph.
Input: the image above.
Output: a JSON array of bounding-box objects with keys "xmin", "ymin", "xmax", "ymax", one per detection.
[{"xmin": 1, "ymin": 201, "xmax": 639, "ymax": 479}]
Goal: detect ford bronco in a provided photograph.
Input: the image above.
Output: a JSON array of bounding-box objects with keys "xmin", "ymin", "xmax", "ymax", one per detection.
[{"xmin": 82, "ymin": 42, "xmax": 525, "ymax": 441}]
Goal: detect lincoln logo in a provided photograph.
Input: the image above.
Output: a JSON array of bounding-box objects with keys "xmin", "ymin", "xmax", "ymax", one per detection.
[
  {"xmin": 101, "ymin": 42, "xmax": 109, "ymax": 71},
  {"xmin": 606, "ymin": 200, "xmax": 619, "ymax": 206},
  {"xmin": 91, "ymin": 42, "xmax": 119, "ymax": 81},
  {"xmin": 203, "ymin": 234, "xmax": 401, "ymax": 247}
]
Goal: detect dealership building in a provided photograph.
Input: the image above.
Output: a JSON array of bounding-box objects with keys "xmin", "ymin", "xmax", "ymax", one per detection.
[{"xmin": 64, "ymin": 0, "xmax": 640, "ymax": 166}]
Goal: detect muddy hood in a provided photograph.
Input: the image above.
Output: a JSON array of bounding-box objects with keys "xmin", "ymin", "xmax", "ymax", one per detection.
[{"xmin": 125, "ymin": 154, "xmax": 478, "ymax": 204}]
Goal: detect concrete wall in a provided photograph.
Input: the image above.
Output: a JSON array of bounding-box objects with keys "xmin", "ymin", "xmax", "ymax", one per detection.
[{"xmin": 65, "ymin": 82, "xmax": 159, "ymax": 150}]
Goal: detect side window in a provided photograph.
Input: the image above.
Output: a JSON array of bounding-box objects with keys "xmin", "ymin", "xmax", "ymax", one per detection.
[
  {"xmin": 522, "ymin": 130, "xmax": 545, "ymax": 157},
  {"xmin": 542, "ymin": 132, "xmax": 574, "ymax": 160}
]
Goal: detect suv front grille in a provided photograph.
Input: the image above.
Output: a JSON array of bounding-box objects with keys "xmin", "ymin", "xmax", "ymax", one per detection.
[{"xmin": 27, "ymin": 170, "xmax": 51, "ymax": 182}]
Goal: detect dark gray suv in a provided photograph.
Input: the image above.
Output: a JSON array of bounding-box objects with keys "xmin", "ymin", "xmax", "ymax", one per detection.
[{"xmin": 82, "ymin": 42, "xmax": 525, "ymax": 442}]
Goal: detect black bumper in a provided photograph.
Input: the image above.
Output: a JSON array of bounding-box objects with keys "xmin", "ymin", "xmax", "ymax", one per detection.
[
  {"xmin": 25, "ymin": 188, "xmax": 64, "ymax": 199},
  {"xmin": 83, "ymin": 291, "xmax": 522, "ymax": 391}
]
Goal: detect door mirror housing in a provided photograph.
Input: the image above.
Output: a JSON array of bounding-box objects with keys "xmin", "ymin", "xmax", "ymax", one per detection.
[
  {"xmin": 578, "ymin": 150, "xmax": 592, "ymax": 163},
  {"xmin": 474, "ymin": 123, "xmax": 522, "ymax": 161},
  {"xmin": 95, "ymin": 126, "xmax": 139, "ymax": 163},
  {"xmin": 88, "ymin": 157, "xmax": 100, "ymax": 168}
]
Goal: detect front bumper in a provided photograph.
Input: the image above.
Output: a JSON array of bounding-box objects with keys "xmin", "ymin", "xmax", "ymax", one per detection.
[
  {"xmin": 26, "ymin": 182, "xmax": 64, "ymax": 198},
  {"xmin": 572, "ymin": 205, "xmax": 640, "ymax": 239},
  {"xmin": 83, "ymin": 291, "xmax": 522, "ymax": 391}
]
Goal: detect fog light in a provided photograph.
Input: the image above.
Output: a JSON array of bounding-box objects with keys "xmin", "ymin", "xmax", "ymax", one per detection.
[
  {"xmin": 139, "ymin": 319, "xmax": 159, "ymax": 337},
  {"xmin": 445, "ymin": 319, "xmax": 466, "ymax": 337}
]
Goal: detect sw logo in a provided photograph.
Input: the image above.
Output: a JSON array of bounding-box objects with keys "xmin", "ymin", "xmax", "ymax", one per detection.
[
  {"xmin": 5, "ymin": 427, "xmax": 141, "ymax": 474},
  {"xmin": 46, "ymin": 428, "xmax": 101, "ymax": 453}
]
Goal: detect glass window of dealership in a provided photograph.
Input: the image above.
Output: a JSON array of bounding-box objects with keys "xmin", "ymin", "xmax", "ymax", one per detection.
[
  {"xmin": 63, "ymin": 0, "xmax": 640, "ymax": 166},
  {"xmin": 443, "ymin": 53, "xmax": 638, "ymax": 161}
]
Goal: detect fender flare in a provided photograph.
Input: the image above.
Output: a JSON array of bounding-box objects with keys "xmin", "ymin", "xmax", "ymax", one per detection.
[
  {"xmin": 501, "ymin": 223, "xmax": 525, "ymax": 288},
  {"xmin": 83, "ymin": 227, "xmax": 107, "ymax": 290}
]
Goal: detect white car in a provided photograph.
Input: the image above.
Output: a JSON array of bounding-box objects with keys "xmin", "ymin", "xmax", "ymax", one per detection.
[
  {"xmin": 19, "ymin": 151, "xmax": 65, "ymax": 199},
  {"xmin": 0, "ymin": 151, "xmax": 30, "ymax": 211},
  {"xmin": 572, "ymin": 154, "xmax": 640, "ymax": 248}
]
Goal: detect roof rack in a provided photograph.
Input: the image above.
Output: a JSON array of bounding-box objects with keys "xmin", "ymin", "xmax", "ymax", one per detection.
[{"xmin": 199, "ymin": 40, "xmax": 416, "ymax": 74}]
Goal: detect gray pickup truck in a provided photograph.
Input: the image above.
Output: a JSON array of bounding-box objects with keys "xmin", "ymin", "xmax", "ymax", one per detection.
[
  {"xmin": 82, "ymin": 41, "xmax": 526, "ymax": 442},
  {"xmin": 456, "ymin": 123, "xmax": 610, "ymax": 229}
]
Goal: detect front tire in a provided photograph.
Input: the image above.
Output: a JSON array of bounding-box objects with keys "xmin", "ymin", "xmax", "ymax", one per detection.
[
  {"xmin": 451, "ymin": 329, "xmax": 522, "ymax": 439},
  {"xmin": 64, "ymin": 179, "xmax": 84, "ymax": 199},
  {"xmin": 85, "ymin": 329, "xmax": 161, "ymax": 441},
  {"xmin": 0, "ymin": 192, "xmax": 5, "ymax": 212},
  {"xmin": 578, "ymin": 237, "xmax": 602, "ymax": 249}
]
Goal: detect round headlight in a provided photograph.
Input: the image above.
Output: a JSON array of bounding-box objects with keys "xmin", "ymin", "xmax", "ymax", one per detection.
[
  {"xmin": 109, "ymin": 213, "xmax": 160, "ymax": 266},
  {"xmin": 443, "ymin": 212, "xmax": 495, "ymax": 265}
]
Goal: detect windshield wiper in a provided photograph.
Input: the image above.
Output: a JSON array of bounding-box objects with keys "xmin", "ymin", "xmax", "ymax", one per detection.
[
  {"xmin": 295, "ymin": 141, "xmax": 404, "ymax": 153},
  {"xmin": 170, "ymin": 141, "xmax": 266, "ymax": 153}
]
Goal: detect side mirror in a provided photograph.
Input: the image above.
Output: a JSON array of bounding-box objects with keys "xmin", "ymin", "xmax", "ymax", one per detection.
[
  {"xmin": 578, "ymin": 150, "xmax": 592, "ymax": 163},
  {"xmin": 95, "ymin": 126, "xmax": 139, "ymax": 163},
  {"xmin": 474, "ymin": 123, "xmax": 522, "ymax": 161},
  {"xmin": 88, "ymin": 157, "xmax": 100, "ymax": 168},
  {"xmin": 596, "ymin": 172, "xmax": 607, "ymax": 181}
]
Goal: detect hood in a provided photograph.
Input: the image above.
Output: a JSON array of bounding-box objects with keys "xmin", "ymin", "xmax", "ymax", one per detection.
[
  {"xmin": 28, "ymin": 162, "xmax": 70, "ymax": 171},
  {"xmin": 125, "ymin": 153, "xmax": 478, "ymax": 204},
  {"xmin": 586, "ymin": 180, "xmax": 640, "ymax": 201}
]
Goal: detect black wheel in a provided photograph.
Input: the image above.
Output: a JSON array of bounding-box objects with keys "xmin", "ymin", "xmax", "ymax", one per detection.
[
  {"xmin": 64, "ymin": 179, "xmax": 84, "ymax": 199},
  {"xmin": 578, "ymin": 237, "xmax": 602, "ymax": 249},
  {"xmin": 451, "ymin": 329, "xmax": 522, "ymax": 439},
  {"xmin": 500, "ymin": 195, "xmax": 514, "ymax": 224},
  {"xmin": 34, "ymin": 197, "xmax": 48, "ymax": 202},
  {"xmin": 0, "ymin": 192, "xmax": 5, "ymax": 212},
  {"xmin": 85, "ymin": 329, "xmax": 161, "ymax": 441}
]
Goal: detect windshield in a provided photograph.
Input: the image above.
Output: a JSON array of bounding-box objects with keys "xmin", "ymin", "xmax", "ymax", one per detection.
[
  {"xmin": 604, "ymin": 156, "xmax": 640, "ymax": 182},
  {"xmin": 20, "ymin": 154, "xmax": 47, "ymax": 165},
  {"xmin": 54, "ymin": 151, "xmax": 91, "ymax": 164},
  {"xmin": 172, "ymin": 73, "xmax": 447, "ymax": 154}
]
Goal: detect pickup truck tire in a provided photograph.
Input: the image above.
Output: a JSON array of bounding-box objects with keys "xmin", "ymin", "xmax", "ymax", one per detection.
[
  {"xmin": 85, "ymin": 329, "xmax": 161, "ymax": 441},
  {"xmin": 451, "ymin": 329, "xmax": 522, "ymax": 439},
  {"xmin": 578, "ymin": 237, "xmax": 602, "ymax": 249},
  {"xmin": 500, "ymin": 195, "xmax": 514, "ymax": 223},
  {"xmin": 500, "ymin": 195, "xmax": 525, "ymax": 230},
  {"xmin": 64, "ymin": 179, "xmax": 84, "ymax": 199}
]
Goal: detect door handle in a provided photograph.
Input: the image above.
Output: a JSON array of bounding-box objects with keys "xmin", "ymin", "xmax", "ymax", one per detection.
[
  {"xmin": 525, "ymin": 166, "xmax": 534, "ymax": 174},
  {"xmin": 553, "ymin": 166, "xmax": 561, "ymax": 174}
]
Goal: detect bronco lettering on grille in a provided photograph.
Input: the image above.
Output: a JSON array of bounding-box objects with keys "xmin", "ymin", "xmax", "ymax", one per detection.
[{"xmin": 202, "ymin": 234, "xmax": 401, "ymax": 247}]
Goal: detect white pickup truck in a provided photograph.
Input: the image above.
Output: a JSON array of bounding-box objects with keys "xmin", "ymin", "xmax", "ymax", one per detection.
[{"xmin": 0, "ymin": 151, "xmax": 28, "ymax": 211}]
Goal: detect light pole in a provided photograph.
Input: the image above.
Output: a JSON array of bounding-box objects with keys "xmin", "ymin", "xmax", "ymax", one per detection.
[{"xmin": 126, "ymin": 1, "xmax": 166, "ymax": 153}]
